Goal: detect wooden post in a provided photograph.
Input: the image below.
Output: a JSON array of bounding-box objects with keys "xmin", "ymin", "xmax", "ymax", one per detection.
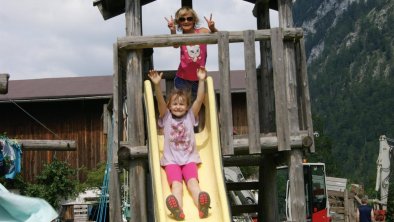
[
  {"xmin": 125, "ymin": 0, "xmax": 147, "ymax": 221},
  {"xmin": 110, "ymin": 44, "xmax": 123, "ymax": 222},
  {"xmin": 181, "ymin": 0, "xmax": 192, "ymax": 7},
  {"xmin": 217, "ymin": 31, "xmax": 234, "ymax": 155},
  {"xmin": 278, "ymin": 0, "xmax": 306, "ymax": 221},
  {"xmin": 0, "ymin": 73, "xmax": 10, "ymax": 94},
  {"xmin": 254, "ymin": 2, "xmax": 279, "ymax": 221},
  {"xmin": 259, "ymin": 153, "xmax": 279, "ymax": 221}
]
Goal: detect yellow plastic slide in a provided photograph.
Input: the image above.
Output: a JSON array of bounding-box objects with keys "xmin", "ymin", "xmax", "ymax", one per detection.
[{"xmin": 144, "ymin": 76, "xmax": 231, "ymax": 222}]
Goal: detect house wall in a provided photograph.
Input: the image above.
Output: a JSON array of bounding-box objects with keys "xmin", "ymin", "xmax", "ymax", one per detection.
[{"xmin": 0, "ymin": 99, "xmax": 109, "ymax": 182}]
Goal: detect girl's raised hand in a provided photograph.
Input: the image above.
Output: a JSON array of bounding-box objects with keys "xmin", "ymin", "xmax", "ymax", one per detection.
[
  {"xmin": 148, "ymin": 70, "xmax": 163, "ymax": 85},
  {"xmin": 204, "ymin": 13, "xmax": 217, "ymax": 32},
  {"xmin": 164, "ymin": 16, "xmax": 176, "ymax": 32},
  {"xmin": 197, "ymin": 67, "xmax": 207, "ymax": 80}
]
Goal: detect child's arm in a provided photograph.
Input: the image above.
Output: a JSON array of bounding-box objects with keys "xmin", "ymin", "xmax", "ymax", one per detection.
[
  {"xmin": 191, "ymin": 67, "xmax": 207, "ymax": 118},
  {"xmin": 148, "ymin": 70, "xmax": 167, "ymax": 118}
]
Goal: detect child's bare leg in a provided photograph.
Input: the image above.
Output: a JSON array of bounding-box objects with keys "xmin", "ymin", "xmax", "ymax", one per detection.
[
  {"xmin": 171, "ymin": 181, "xmax": 184, "ymax": 207},
  {"xmin": 186, "ymin": 178, "xmax": 201, "ymax": 206},
  {"xmin": 186, "ymin": 178, "xmax": 210, "ymax": 218}
]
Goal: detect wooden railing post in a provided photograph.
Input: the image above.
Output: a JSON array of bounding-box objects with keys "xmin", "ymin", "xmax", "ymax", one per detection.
[{"xmin": 217, "ymin": 31, "xmax": 234, "ymax": 155}]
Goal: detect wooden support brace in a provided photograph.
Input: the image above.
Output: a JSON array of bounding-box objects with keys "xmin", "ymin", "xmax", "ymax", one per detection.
[
  {"xmin": 232, "ymin": 131, "xmax": 311, "ymax": 153},
  {"xmin": 16, "ymin": 139, "xmax": 77, "ymax": 151},
  {"xmin": 118, "ymin": 142, "xmax": 148, "ymax": 168}
]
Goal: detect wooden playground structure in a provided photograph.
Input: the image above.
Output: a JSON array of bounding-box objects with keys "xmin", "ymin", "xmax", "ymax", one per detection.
[{"xmin": 94, "ymin": 0, "xmax": 315, "ymax": 221}]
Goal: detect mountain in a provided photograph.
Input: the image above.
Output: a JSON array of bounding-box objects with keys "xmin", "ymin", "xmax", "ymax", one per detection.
[{"xmin": 293, "ymin": 0, "xmax": 394, "ymax": 191}]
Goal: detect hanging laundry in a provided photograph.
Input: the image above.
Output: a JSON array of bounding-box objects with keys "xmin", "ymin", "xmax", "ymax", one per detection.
[{"xmin": 0, "ymin": 137, "xmax": 22, "ymax": 179}]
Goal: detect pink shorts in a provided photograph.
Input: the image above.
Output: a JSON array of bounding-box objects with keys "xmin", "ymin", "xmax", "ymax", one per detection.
[{"xmin": 164, "ymin": 162, "xmax": 199, "ymax": 185}]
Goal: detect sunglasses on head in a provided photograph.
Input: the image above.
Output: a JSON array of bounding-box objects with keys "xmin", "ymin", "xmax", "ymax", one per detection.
[{"xmin": 178, "ymin": 16, "xmax": 194, "ymax": 22}]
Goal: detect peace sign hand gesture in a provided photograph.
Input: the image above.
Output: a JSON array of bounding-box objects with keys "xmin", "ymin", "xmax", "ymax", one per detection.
[
  {"xmin": 204, "ymin": 13, "xmax": 218, "ymax": 33},
  {"xmin": 164, "ymin": 16, "xmax": 176, "ymax": 33}
]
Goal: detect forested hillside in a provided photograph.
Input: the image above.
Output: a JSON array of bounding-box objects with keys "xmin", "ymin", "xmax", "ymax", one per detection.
[{"xmin": 293, "ymin": 0, "xmax": 394, "ymax": 191}]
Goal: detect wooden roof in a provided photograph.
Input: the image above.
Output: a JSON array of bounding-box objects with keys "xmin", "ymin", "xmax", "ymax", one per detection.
[
  {"xmin": 0, "ymin": 70, "xmax": 247, "ymax": 102},
  {"xmin": 94, "ymin": 0, "xmax": 278, "ymax": 20}
]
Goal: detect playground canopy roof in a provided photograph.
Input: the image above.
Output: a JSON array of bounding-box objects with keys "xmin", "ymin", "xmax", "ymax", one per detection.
[
  {"xmin": 0, "ymin": 70, "xmax": 247, "ymax": 102},
  {"xmin": 94, "ymin": 0, "xmax": 278, "ymax": 20}
]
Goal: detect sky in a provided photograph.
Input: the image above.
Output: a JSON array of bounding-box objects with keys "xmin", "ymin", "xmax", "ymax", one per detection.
[{"xmin": 0, "ymin": 0, "xmax": 278, "ymax": 80}]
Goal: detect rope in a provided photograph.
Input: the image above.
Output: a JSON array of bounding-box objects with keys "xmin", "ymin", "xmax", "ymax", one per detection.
[
  {"xmin": 96, "ymin": 115, "xmax": 113, "ymax": 222},
  {"xmin": 9, "ymin": 99, "xmax": 64, "ymax": 159},
  {"xmin": 9, "ymin": 100, "xmax": 61, "ymax": 139}
]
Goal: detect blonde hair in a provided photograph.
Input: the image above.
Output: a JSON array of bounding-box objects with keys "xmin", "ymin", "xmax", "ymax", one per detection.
[
  {"xmin": 174, "ymin": 6, "xmax": 200, "ymax": 31},
  {"xmin": 166, "ymin": 88, "xmax": 192, "ymax": 109}
]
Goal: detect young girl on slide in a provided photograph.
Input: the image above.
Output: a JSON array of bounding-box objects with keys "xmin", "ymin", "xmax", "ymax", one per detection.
[
  {"xmin": 148, "ymin": 68, "xmax": 210, "ymax": 220},
  {"xmin": 165, "ymin": 6, "xmax": 218, "ymax": 97}
]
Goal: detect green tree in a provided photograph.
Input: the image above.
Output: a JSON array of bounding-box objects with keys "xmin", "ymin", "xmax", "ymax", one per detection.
[{"xmin": 21, "ymin": 159, "xmax": 79, "ymax": 209}]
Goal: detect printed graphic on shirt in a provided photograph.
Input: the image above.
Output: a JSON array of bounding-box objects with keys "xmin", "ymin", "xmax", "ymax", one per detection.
[
  {"xmin": 186, "ymin": 45, "xmax": 201, "ymax": 62},
  {"xmin": 170, "ymin": 121, "xmax": 192, "ymax": 152}
]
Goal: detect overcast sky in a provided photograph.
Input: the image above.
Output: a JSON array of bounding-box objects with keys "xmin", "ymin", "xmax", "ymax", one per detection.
[{"xmin": 0, "ymin": 0, "xmax": 278, "ymax": 80}]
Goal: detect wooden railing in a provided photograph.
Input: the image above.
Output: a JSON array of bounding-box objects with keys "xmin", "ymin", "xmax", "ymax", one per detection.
[{"xmin": 116, "ymin": 27, "xmax": 314, "ymax": 157}]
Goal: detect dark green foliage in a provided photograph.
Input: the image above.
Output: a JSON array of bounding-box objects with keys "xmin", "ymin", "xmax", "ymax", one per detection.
[
  {"xmin": 21, "ymin": 159, "xmax": 79, "ymax": 209},
  {"xmin": 78, "ymin": 162, "xmax": 106, "ymax": 190},
  {"xmin": 293, "ymin": 0, "xmax": 394, "ymax": 198}
]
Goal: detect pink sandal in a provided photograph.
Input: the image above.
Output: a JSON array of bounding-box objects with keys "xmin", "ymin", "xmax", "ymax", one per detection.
[{"xmin": 166, "ymin": 195, "xmax": 185, "ymax": 220}]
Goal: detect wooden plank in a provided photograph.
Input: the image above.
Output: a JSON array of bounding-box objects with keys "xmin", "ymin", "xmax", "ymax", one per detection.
[
  {"xmin": 344, "ymin": 189, "xmax": 349, "ymax": 222},
  {"xmin": 109, "ymin": 41, "xmax": 123, "ymax": 222},
  {"xmin": 270, "ymin": 28, "xmax": 290, "ymax": 151},
  {"xmin": 0, "ymin": 73, "xmax": 9, "ymax": 94},
  {"xmin": 243, "ymin": 30, "xmax": 261, "ymax": 154},
  {"xmin": 218, "ymin": 31, "xmax": 234, "ymax": 155},
  {"xmin": 326, "ymin": 176, "xmax": 347, "ymax": 192},
  {"xmin": 118, "ymin": 28, "xmax": 303, "ymax": 50},
  {"xmin": 331, "ymin": 207, "xmax": 346, "ymax": 214},
  {"xmin": 328, "ymin": 190, "xmax": 345, "ymax": 198},
  {"xmin": 17, "ymin": 139, "xmax": 76, "ymax": 151}
]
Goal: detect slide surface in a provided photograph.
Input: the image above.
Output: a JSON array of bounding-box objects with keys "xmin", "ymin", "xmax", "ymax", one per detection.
[{"xmin": 144, "ymin": 77, "xmax": 231, "ymax": 222}]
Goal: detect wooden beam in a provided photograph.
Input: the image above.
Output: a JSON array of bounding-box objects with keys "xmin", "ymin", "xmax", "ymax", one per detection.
[
  {"xmin": 118, "ymin": 28, "xmax": 303, "ymax": 50},
  {"xmin": 16, "ymin": 139, "xmax": 76, "ymax": 151},
  {"xmin": 118, "ymin": 143, "xmax": 148, "ymax": 168},
  {"xmin": 0, "ymin": 73, "xmax": 10, "ymax": 94},
  {"xmin": 233, "ymin": 131, "xmax": 311, "ymax": 150}
]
